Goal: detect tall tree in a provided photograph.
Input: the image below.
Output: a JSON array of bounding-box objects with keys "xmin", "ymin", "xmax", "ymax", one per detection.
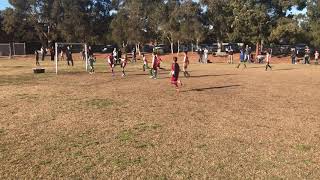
[
  {"xmin": 307, "ymin": 0, "xmax": 320, "ymax": 47},
  {"xmin": 201, "ymin": 0, "xmax": 233, "ymax": 51}
]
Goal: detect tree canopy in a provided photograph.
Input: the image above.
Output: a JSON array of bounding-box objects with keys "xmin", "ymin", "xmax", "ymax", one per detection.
[{"xmin": 0, "ymin": 0, "xmax": 318, "ymax": 49}]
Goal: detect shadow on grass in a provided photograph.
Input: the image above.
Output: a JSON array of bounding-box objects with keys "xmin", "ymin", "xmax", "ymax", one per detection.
[
  {"xmin": 274, "ymin": 68, "xmax": 298, "ymax": 71},
  {"xmin": 185, "ymin": 85, "xmax": 241, "ymax": 92},
  {"xmin": 190, "ymin": 74, "xmax": 236, "ymax": 78}
]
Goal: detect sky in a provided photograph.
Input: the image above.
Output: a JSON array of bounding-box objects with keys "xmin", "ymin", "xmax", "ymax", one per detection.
[
  {"xmin": 0, "ymin": 0, "xmax": 11, "ymax": 10},
  {"xmin": 0, "ymin": 0, "xmax": 307, "ymax": 14}
]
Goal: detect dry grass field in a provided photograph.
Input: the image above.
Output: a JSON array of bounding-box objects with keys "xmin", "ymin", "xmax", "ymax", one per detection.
[{"xmin": 1, "ymin": 54, "xmax": 320, "ymax": 179}]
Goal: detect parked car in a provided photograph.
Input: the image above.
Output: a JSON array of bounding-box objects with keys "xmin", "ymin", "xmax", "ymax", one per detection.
[
  {"xmin": 154, "ymin": 44, "xmax": 170, "ymax": 54},
  {"xmin": 102, "ymin": 45, "xmax": 117, "ymax": 53},
  {"xmin": 141, "ymin": 45, "xmax": 154, "ymax": 53},
  {"xmin": 225, "ymin": 43, "xmax": 240, "ymax": 53}
]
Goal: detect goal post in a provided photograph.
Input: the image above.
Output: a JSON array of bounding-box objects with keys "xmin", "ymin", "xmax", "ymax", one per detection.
[
  {"xmin": 0, "ymin": 43, "xmax": 11, "ymax": 57},
  {"xmin": 13, "ymin": 43, "xmax": 26, "ymax": 56},
  {"xmin": 54, "ymin": 42, "xmax": 88, "ymax": 74}
]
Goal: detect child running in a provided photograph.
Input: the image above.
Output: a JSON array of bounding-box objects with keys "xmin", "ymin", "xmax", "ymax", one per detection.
[
  {"xmin": 265, "ymin": 49, "xmax": 272, "ymax": 71},
  {"xmin": 183, "ymin": 51, "xmax": 190, "ymax": 78},
  {"xmin": 236, "ymin": 48, "xmax": 247, "ymax": 69},
  {"xmin": 88, "ymin": 55, "xmax": 96, "ymax": 74},
  {"xmin": 150, "ymin": 52, "xmax": 158, "ymax": 79},
  {"xmin": 171, "ymin": 57, "xmax": 183, "ymax": 93},
  {"xmin": 107, "ymin": 54, "xmax": 115, "ymax": 76},
  {"xmin": 121, "ymin": 54, "xmax": 128, "ymax": 77},
  {"xmin": 142, "ymin": 53, "xmax": 149, "ymax": 71}
]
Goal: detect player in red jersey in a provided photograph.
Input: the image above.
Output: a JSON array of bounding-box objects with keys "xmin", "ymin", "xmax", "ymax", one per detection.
[
  {"xmin": 171, "ymin": 57, "xmax": 183, "ymax": 93},
  {"xmin": 107, "ymin": 54, "xmax": 115, "ymax": 76},
  {"xmin": 121, "ymin": 54, "xmax": 128, "ymax": 77}
]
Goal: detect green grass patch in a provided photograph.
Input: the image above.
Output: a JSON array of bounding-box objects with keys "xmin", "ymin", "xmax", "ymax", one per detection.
[
  {"xmin": 296, "ymin": 144, "xmax": 312, "ymax": 152},
  {"xmin": 86, "ymin": 98, "xmax": 114, "ymax": 109},
  {"xmin": 112, "ymin": 154, "xmax": 145, "ymax": 170},
  {"xmin": 116, "ymin": 130, "xmax": 135, "ymax": 142}
]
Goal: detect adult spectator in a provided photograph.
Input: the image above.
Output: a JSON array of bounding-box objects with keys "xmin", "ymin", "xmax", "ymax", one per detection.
[
  {"xmin": 291, "ymin": 48, "xmax": 296, "ymax": 64},
  {"xmin": 203, "ymin": 48, "xmax": 209, "ymax": 64}
]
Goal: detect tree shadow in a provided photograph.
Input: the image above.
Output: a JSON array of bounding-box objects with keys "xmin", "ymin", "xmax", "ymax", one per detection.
[{"xmin": 185, "ymin": 85, "xmax": 241, "ymax": 92}]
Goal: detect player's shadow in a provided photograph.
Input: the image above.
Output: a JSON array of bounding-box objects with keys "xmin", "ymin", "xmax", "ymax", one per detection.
[
  {"xmin": 190, "ymin": 74, "xmax": 236, "ymax": 78},
  {"xmin": 275, "ymin": 68, "xmax": 297, "ymax": 71},
  {"xmin": 186, "ymin": 85, "xmax": 241, "ymax": 92}
]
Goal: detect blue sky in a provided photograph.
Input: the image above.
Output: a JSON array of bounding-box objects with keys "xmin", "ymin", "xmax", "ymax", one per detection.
[
  {"xmin": 0, "ymin": 0, "xmax": 307, "ymax": 14},
  {"xmin": 0, "ymin": 1, "xmax": 11, "ymax": 10}
]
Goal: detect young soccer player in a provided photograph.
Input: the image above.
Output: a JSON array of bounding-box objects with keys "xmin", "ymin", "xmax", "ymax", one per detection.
[
  {"xmin": 121, "ymin": 54, "xmax": 128, "ymax": 77},
  {"xmin": 171, "ymin": 57, "xmax": 183, "ymax": 93},
  {"xmin": 305, "ymin": 46, "xmax": 311, "ymax": 64},
  {"xmin": 88, "ymin": 55, "xmax": 96, "ymax": 74},
  {"xmin": 142, "ymin": 53, "xmax": 149, "ymax": 71},
  {"xmin": 315, "ymin": 50, "xmax": 319, "ymax": 65},
  {"xmin": 66, "ymin": 46, "xmax": 74, "ymax": 66},
  {"xmin": 236, "ymin": 48, "xmax": 247, "ymax": 69},
  {"xmin": 265, "ymin": 49, "xmax": 272, "ymax": 71},
  {"xmin": 150, "ymin": 52, "xmax": 158, "ymax": 79},
  {"xmin": 35, "ymin": 50, "xmax": 40, "ymax": 66},
  {"xmin": 227, "ymin": 46, "xmax": 234, "ymax": 64},
  {"xmin": 113, "ymin": 48, "xmax": 118, "ymax": 65},
  {"xmin": 183, "ymin": 51, "xmax": 190, "ymax": 78},
  {"xmin": 107, "ymin": 54, "xmax": 115, "ymax": 76}
]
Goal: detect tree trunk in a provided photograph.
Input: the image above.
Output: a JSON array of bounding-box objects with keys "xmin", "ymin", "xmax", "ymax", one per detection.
[
  {"xmin": 217, "ymin": 39, "xmax": 222, "ymax": 53},
  {"xmin": 256, "ymin": 41, "xmax": 260, "ymax": 59},
  {"xmin": 260, "ymin": 39, "xmax": 264, "ymax": 53},
  {"xmin": 196, "ymin": 39, "xmax": 199, "ymax": 50},
  {"xmin": 177, "ymin": 40, "xmax": 180, "ymax": 55},
  {"xmin": 171, "ymin": 42, "xmax": 174, "ymax": 54},
  {"xmin": 138, "ymin": 43, "xmax": 141, "ymax": 56}
]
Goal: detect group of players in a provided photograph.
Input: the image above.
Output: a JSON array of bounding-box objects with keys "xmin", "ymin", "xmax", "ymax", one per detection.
[{"xmin": 99, "ymin": 51, "xmax": 190, "ymax": 92}]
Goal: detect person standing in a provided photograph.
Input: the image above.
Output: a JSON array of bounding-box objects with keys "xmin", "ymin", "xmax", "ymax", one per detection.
[
  {"xmin": 118, "ymin": 48, "xmax": 122, "ymax": 65},
  {"xmin": 265, "ymin": 50, "xmax": 272, "ymax": 71},
  {"xmin": 50, "ymin": 47, "xmax": 55, "ymax": 61},
  {"xmin": 40, "ymin": 46, "xmax": 46, "ymax": 61},
  {"xmin": 171, "ymin": 57, "xmax": 183, "ymax": 93},
  {"xmin": 315, "ymin": 50, "xmax": 319, "ymax": 65},
  {"xmin": 66, "ymin": 46, "xmax": 74, "ymax": 66},
  {"xmin": 203, "ymin": 48, "xmax": 209, "ymax": 64},
  {"xmin": 236, "ymin": 48, "xmax": 247, "ymax": 69},
  {"xmin": 197, "ymin": 48, "xmax": 202, "ymax": 63},
  {"xmin": 291, "ymin": 48, "xmax": 296, "ymax": 64},
  {"xmin": 35, "ymin": 50, "xmax": 40, "ymax": 66},
  {"xmin": 245, "ymin": 45, "xmax": 251, "ymax": 63},
  {"xmin": 227, "ymin": 46, "xmax": 234, "ymax": 64},
  {"xmin": 304, "ymin": 46, "xmax": 311, "ymax": 64},
  {"xmin": 183, "ymin": 51, "xmax": 190, "ymax": 78}
]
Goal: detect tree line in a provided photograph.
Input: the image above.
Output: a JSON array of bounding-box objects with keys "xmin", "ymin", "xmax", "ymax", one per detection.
[{"xmin": 0, "ymin": 0, "xmax": 319, "ymax": 50}]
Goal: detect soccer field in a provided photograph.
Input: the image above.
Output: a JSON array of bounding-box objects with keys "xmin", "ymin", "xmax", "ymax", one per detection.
[{"xmin": 1, "ymin": 57, "xmax": 320, "ymax": 179}]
